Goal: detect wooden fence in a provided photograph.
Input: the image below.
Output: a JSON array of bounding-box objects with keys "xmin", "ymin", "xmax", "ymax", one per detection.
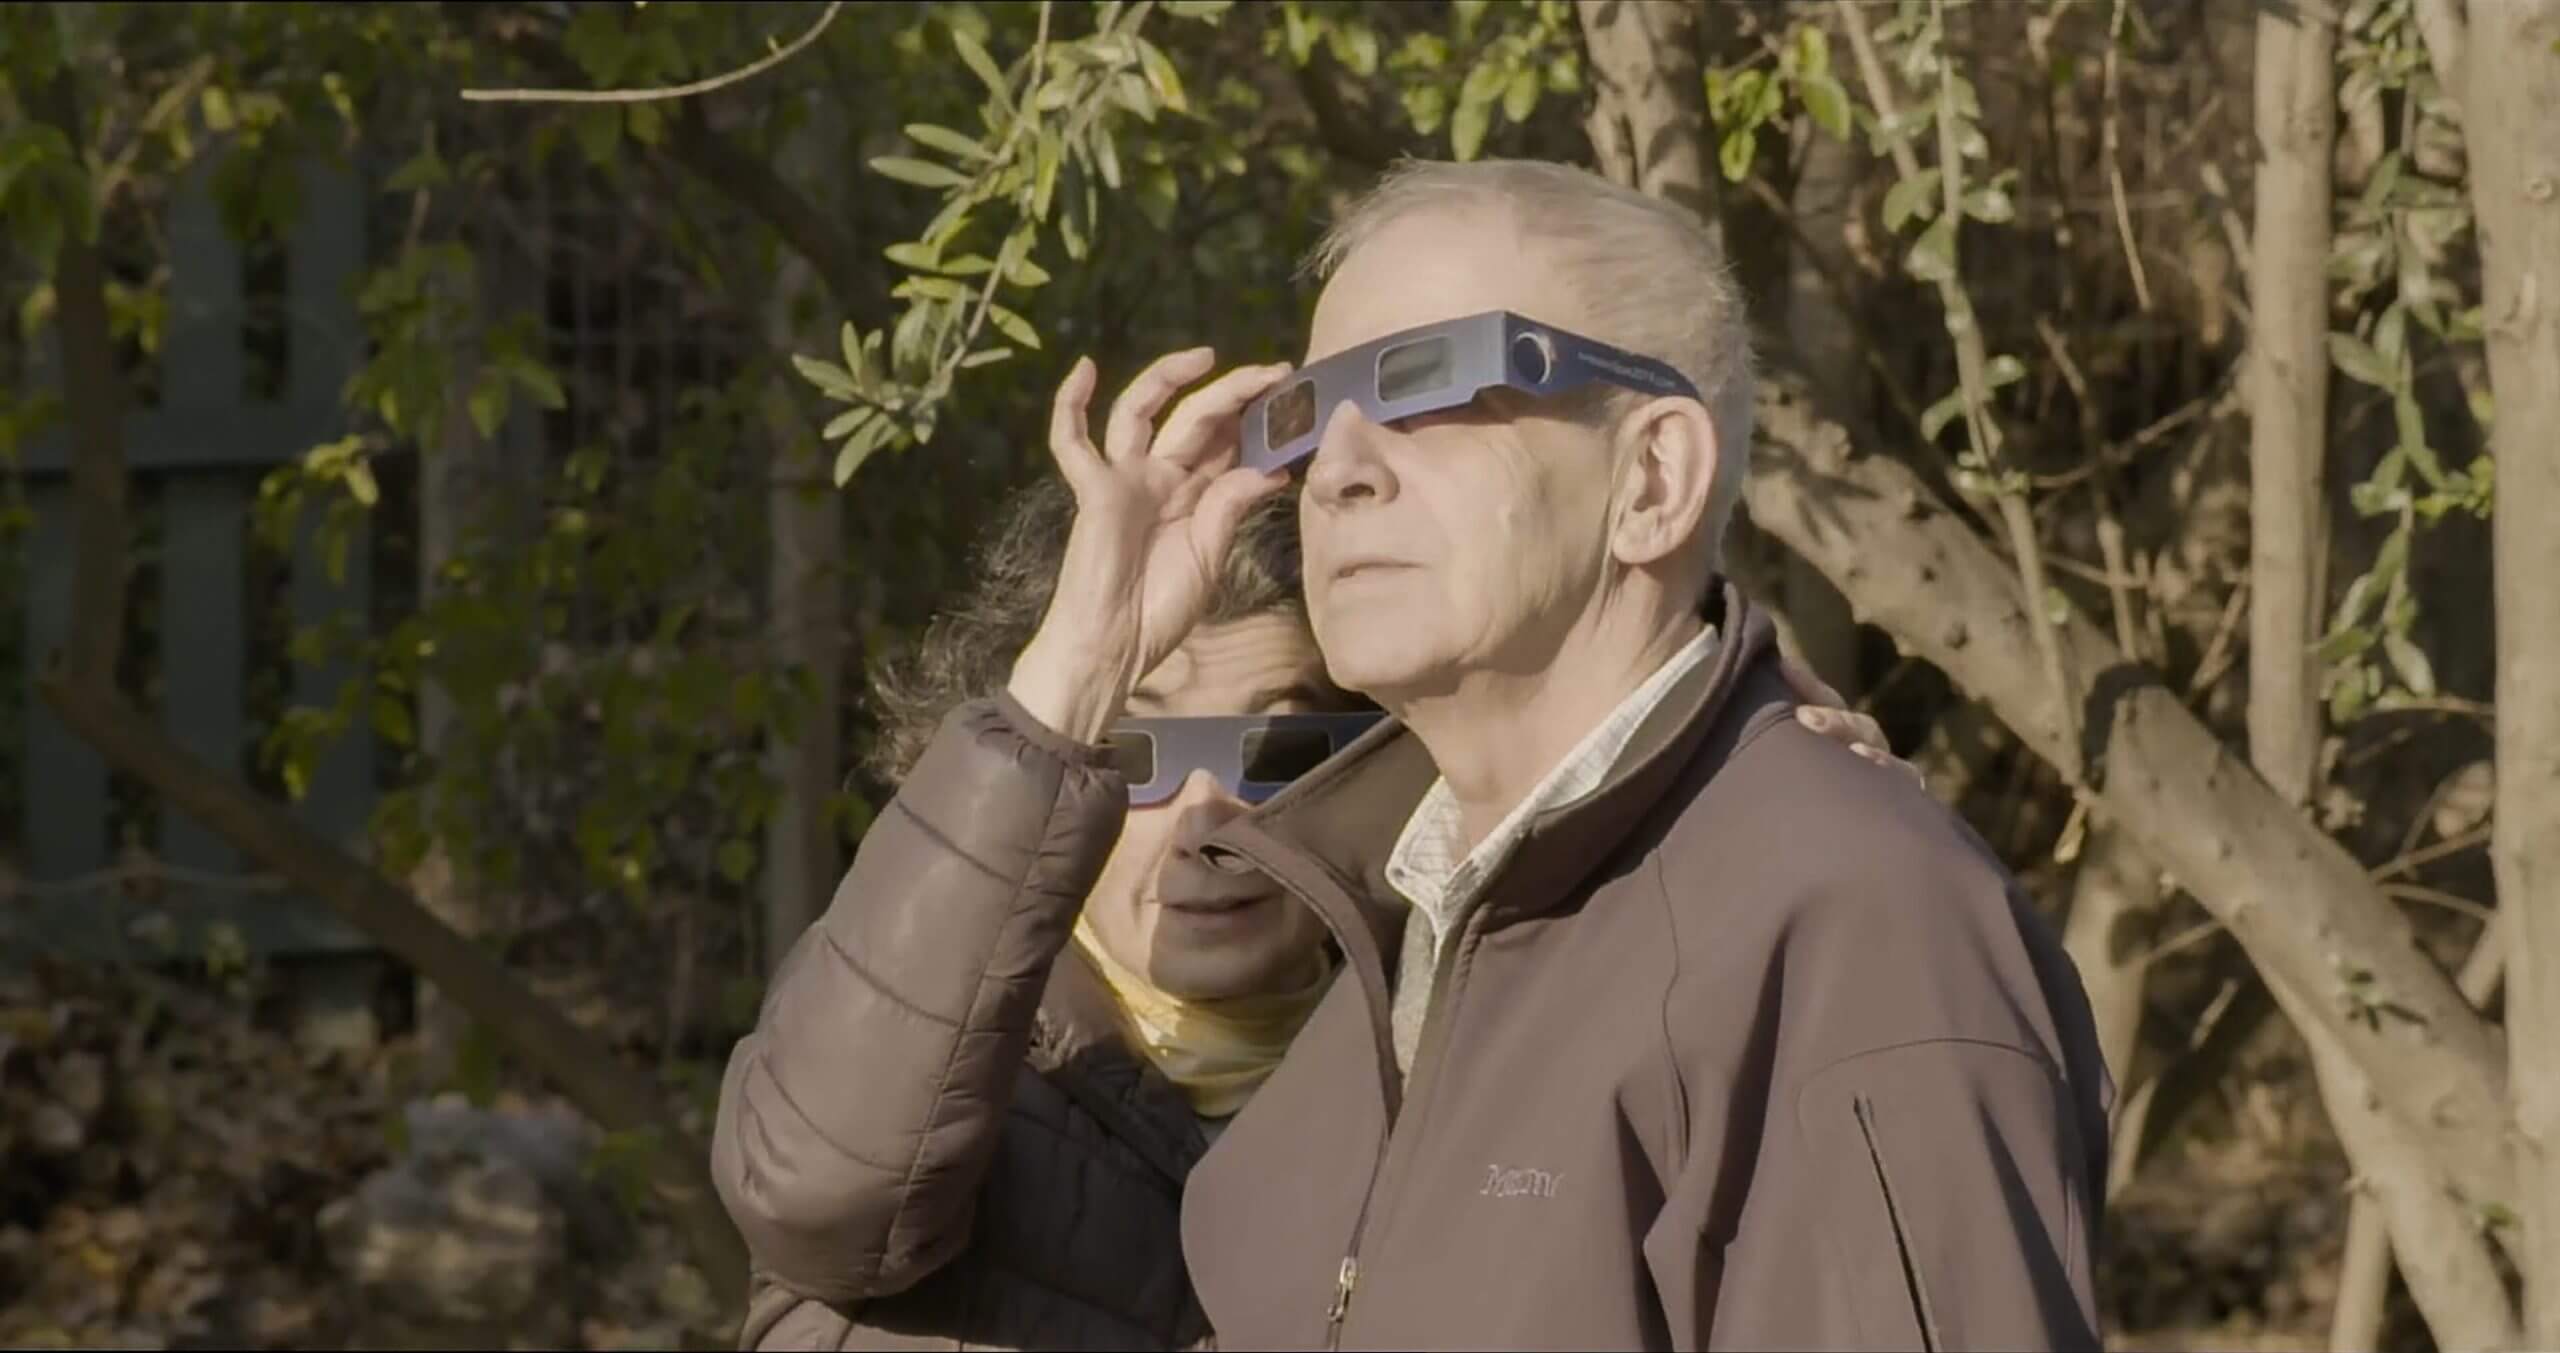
[{"xmin": 8, "ymin": 157, "xmax": 374, "ymax": 961}]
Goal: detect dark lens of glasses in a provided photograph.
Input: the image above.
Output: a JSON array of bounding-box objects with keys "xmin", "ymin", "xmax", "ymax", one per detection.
[
  {"xmin": 1265, "ymin": 379, "xmax": 1317, "ymax": 448},
  {"xmin": 1106, "ymin": 730, "xmax": 1158, "ymax": 786},
  {"xmin": 1376, "ymin": 336, "xmax": 1455, "ymax": 403},
  {"xmin": 1240, "ymin": 726, "xmax": 1337, "ymax": 784}
]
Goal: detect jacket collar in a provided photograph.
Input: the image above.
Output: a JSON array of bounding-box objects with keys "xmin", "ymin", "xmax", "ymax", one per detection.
[
  {"xmin": 1200, "ymin": 583, "xmax": 1784, "ymax": 1104},
  {"xmin": 1033, "ymin": 945, "xmax": 1210, "ymax": 1183}
]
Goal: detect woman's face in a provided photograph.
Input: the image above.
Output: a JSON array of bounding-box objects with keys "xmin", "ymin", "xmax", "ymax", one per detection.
[{"xmin": 1079, "ymin": 612, "xmax": 1342, "ymax": 1000}]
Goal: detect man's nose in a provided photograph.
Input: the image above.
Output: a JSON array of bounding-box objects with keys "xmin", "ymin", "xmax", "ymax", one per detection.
[
  {"xmin": 1169, "ymin": 770, "xmax": 1248, "ymax": 855},
  {"xmin": 1303, "ymin": 402, "xmax": 1397, "ymax": 510}
]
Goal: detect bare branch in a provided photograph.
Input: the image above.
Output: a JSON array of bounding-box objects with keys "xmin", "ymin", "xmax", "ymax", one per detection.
[
  {"xmin": 2411, "ymin": 0, "xmax": 2469, "ymax": 109},
  {"xmin": 461, "ymin": 0, "xmax": 844, "ymax": 104}
]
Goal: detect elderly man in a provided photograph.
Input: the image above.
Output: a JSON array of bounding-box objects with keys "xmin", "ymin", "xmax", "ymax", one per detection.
[{"xmin": 1177, "ymin": 158, "xmax": 2112, "ymax": 1351}]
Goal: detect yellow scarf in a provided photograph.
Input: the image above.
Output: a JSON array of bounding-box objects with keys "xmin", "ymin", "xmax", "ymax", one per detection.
[{"xmin": 1072, "ymin": 914, "xmax": 1334, "ymax": 1119}]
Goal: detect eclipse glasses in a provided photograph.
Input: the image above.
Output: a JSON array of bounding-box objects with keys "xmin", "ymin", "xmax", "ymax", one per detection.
[
  {"xmin": 1239, "ymin": 309, "xmax": 1701, "ymax": 474},
  {"xmin": 1107, "ymin": 713, "xmax": 1382, "ymax": 806}
]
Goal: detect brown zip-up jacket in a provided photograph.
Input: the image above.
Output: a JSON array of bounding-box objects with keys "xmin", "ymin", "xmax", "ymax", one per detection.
[
  {"xmin": 1181, "ymin": 586, "xmax": 2112, "ymax": 1351},
  {"xmin": 715, "ymin": 695, "xmax": 1213, "ymax": 1351}
]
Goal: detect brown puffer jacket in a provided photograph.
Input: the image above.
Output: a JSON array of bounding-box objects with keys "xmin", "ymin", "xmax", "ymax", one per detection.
[{"xmin": 714, "ymin": 694, "xmax": 1215, "ymax": 1351}]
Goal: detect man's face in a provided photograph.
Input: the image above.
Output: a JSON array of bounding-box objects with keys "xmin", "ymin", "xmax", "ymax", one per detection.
[
  {"xmin": 1297, "ymin": 211, "xmax": 1623, "ymax": 699},
  {"xmin": 1080, "ymin": 613, "xmax": 1340, "ymax": 1000}
]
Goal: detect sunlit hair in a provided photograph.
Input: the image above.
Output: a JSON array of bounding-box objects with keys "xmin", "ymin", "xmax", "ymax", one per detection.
[
  {"xmin": 1304, "ymin": 157, "xmax": 1756, "ymax": 569},
  {"xmin": 864, "ymin": 477, "xmax": 1310, "ymax": 784}
]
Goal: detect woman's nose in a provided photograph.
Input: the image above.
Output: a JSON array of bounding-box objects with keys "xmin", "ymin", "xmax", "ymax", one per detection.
[{"xmin": 1169, "ymin": 771, "xmax": 1247, "ymax": 853}]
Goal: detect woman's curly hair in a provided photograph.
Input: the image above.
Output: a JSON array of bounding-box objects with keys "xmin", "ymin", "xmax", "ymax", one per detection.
[{"xmin": 863, "ymin": 476, "xmax": 1310, "ymax": 784}]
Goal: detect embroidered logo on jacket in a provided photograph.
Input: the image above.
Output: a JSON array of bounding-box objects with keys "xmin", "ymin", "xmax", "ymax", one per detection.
[{"xmin": 1480, "ymin": 1163, "xmax": 1562, "ymax": 1199}]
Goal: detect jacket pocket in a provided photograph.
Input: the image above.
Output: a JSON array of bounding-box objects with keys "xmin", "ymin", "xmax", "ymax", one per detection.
[{"xmin": 1852, "ymin": 1095, "xmax": 1942, "ymax": 1353}]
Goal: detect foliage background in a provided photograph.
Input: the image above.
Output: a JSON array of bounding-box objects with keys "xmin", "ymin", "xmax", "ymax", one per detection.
[{"xmin": 1, "ymin": 1, "xmax": 2551, "ymax": 1349}]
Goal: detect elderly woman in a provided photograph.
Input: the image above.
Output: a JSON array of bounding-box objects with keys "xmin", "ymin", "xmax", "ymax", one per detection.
[{"xmin": 712, "ymin": 350, "xmax": 1900, "ymax": 1350}]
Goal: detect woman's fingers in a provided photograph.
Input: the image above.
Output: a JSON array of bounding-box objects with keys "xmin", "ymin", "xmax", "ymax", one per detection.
[
  {"xmin": 1104, "ymin": 347, "xmax": 1217, "ymax": 463},
  {"xmin": 1155, "ymin": 361, "xmax": 1296, "ymax": 470},
  {"xmin": 1047, "ymin": 356, "xmax": 1103, "ymax": 480}
]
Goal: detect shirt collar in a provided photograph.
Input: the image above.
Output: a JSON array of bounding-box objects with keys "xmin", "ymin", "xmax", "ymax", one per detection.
[{"xmin": 1385, "ymin": 621, "xmax": 1721, "ymax": 936}]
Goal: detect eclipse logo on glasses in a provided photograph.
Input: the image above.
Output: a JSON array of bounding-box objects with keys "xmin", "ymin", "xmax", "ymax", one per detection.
[
  {"xmin": 1106, "ymin": 713, "xmax": 1383, "ymax": 806},
  {"xmin": 1240, "ymin": 309, "xmax": 1701, "ymax": 474}
]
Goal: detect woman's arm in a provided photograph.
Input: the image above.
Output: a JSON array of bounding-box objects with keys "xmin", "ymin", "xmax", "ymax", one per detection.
[{"xmin": 711, "ymin": 691, "xmax": 1123, "ymax": 1307}]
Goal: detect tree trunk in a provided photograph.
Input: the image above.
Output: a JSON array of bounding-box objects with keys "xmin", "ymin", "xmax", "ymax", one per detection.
[
  {"xmin": 2059, "ymin": 819, "xmax": 2165, "ymax": 1100},
  {"xmin": 2244, "ymin": 0, "xmax": 2336, "ymax": 808},
  {"xmin": 2463, "ymin": 0, "xmax": 2560, "ymax": 1339},
  {"xmin": 758, "ymin": 106, "xmax": 846, "ymax": 976},
  {"xmin": 1576, "ymin": 0, "xmax": 1721, "ymax": 246}
]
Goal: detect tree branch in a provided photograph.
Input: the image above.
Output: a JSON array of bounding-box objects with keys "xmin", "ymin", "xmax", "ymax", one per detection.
[
  {"xmin": 2411, "ymin": 0, "xmax": 2468, "ymax": 109},
  {"xmin": 1746, "ymin": 374, "xmax": 2515, "ymax": 1219},
  {"xmin": 30, "ymin": 45, "xmax": 127, "ymax": 688},
  {"xmin": 2243, "ymin": 0, "xmax": 2337, "ymax": 809},
  {"xmin": 2464, "ymin": 0, "xmax": 2560, "ymax": 1340},
  {"xmin": 476, "ymin": 13, "xmax": 873, "ymax": 319},
  {"xmin": 461, "ymin": 0, "xmax": 844, "ymax": 103}
]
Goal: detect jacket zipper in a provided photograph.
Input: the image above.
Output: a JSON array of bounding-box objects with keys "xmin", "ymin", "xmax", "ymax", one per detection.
[{"xmin": 1321, "ymin": 904, "xmax": 1487, "ymax": 1348}]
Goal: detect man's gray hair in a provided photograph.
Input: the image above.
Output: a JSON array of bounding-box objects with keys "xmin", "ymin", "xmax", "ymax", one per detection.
[{"xmin": 1305, "ymin": 158, "xmax": 1756, "ymax": 570}]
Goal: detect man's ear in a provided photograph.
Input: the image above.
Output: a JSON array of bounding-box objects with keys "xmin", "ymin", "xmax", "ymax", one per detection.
[{"xmin": 1606, "ymin": 397, "xmax": 1719, "ymax": 571}]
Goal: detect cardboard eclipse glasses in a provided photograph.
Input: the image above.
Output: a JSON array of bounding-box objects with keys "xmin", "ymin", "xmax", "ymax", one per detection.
[
  {"xmin": 1108, "ymin": 713, "xmax": 1383, "ymax": 806},
  {"xmin": 1239, "ymin": 309, "xmax": 1701, "ymax": 474}
]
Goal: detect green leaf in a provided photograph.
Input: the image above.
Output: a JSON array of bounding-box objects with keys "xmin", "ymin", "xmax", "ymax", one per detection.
[
  {"xmin": 1450, "ymin": 96, "xmax": 1493, "ymax": 161},
  {"xmin": 718, "ymin": 839, "xmax": 756, "ymax": 884},
  {"xmin": 833, "ymin": 414, "xmax": 897, "ymax": 486},
  {"xmin": 823, "ymin": 406, "xmax": 875, "ymax": 440},
  {"xmin": 345, "ymin": 459, "xmax": 381, "ymax": 508},
  {"xmin": 201, "ymin": 86, "xmax": 238, "ymax": 133},
  {"xmin": 988, "ymin": 304, "xmax": 1041, "ymax": 350},
  {"xmin": 885, "ymin": 240, "xmax": 941, "ymax": 271},
  {"xmin": 1982, "ymin": 354, "xmax": 2026, "ymax": 390},
  {"xmin": 1503, "ymin": 67, "xmax": 1540, "ymax": 123},
  {"xmin": 1093, "ymin": 127, "xmax": 1123, "ymax": 189},
  {"xmin": 792, "ymin": 353, "xmax": 860, "ymax": 399},
  {"xmin": 842, "ymin": 322, "xmax": 875, "ymax": 389},
  {"xmin": 1718, "ymin": 129, "xmax": 1755, "ymax": 183},
  {"xmin": 871, "ymin": 156, "xmax": 971, "ymax": 190},
  {"xmin": 895, "ymin": 275, "xmax": 972, "ymax": 304},
  {"xmin": 905, "ymin": 123, "xmax": 991, "ymax": 162},
  {"xmin": 959, "ymin": 347, "xmax": 1015, "ymax": 369},
  {"xmin": 1163, "ymin": 0, "xmax": 1235, "ymax": 16},
  {"xmin": 1962, "ymin": 183, "xmax": 2015, "ymax": 224},
  {"xmin": 1460, "ymin": 59, "xmax": 1510, "ymax": 111},
  {"xmin": 571, "ymin": 106, "xmax": 623, "ymax": 166},
  {"xmin": 385, "ymin": 145, "xmax": 449, "ymax": 193},
  {"xmin": 2326, "ymin": 331, "xmax": 2396, "ymax": 389},
  {"xmin": 1883, "ymin": 169, "xmax": 1941, "ymax": 231},
  {"xmin": 2394, "ymin": 388, "xmax": 2449, "ymax": 487},
  {"xmin": 953, "ymin": 27, "xmax": 1011, "ymax": 107},
  {"xmin": 1801, "ymin": 73, "xmax": 1852, "ymax": 140},
  {"xmin": 1137, "ymin": 38, "xmax": 1188, "ymax": 112},
  {"xmin": 1282, "ymin": 2, "xmax": 1319, "ymax": 64},
  {"xmin": 1033, "ymin": 136, "xmax": 1062, "ymax": 217},
  {"xmin": 1921, "ymin": 388, "xmax": 1968, "ymax": 442},
  {"xmin": 1329, "ymin": 23, "xmax": 1380, "ymax": 78},
  {"xmin": 1904, "ymin": 216, "xmax": 1958, "ymax": 284},
  {"xmin": 1002, "ymin": 248, "xmax": 1050, "ymax": 288},
  {"xmin": 468, "ymin": 375, "xmax": 508, "ymax": 440},
  {"xmin": 1137, "ymin": 164, "xmax": 1180, "ymax": 229},
  {"xmin": 2382, "ymin": 630, "xmax": 2437, "ymax": 697},
  {"xmin": 1793, "ymin": 23, "xmax": 1831, "ymax": 79},
  {"xmin": 1404, "ymin": 82, "xmax": 1450, "ymax": 135},
  {"xmin": 372, "ymin": 692, "xmax": 415, "ymax": 747}
]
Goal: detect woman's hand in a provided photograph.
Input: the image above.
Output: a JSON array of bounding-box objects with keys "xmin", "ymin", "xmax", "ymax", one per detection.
[{"xmin": 1008, "ymin": 348, "xmax": 1296, "ymax": 742}]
